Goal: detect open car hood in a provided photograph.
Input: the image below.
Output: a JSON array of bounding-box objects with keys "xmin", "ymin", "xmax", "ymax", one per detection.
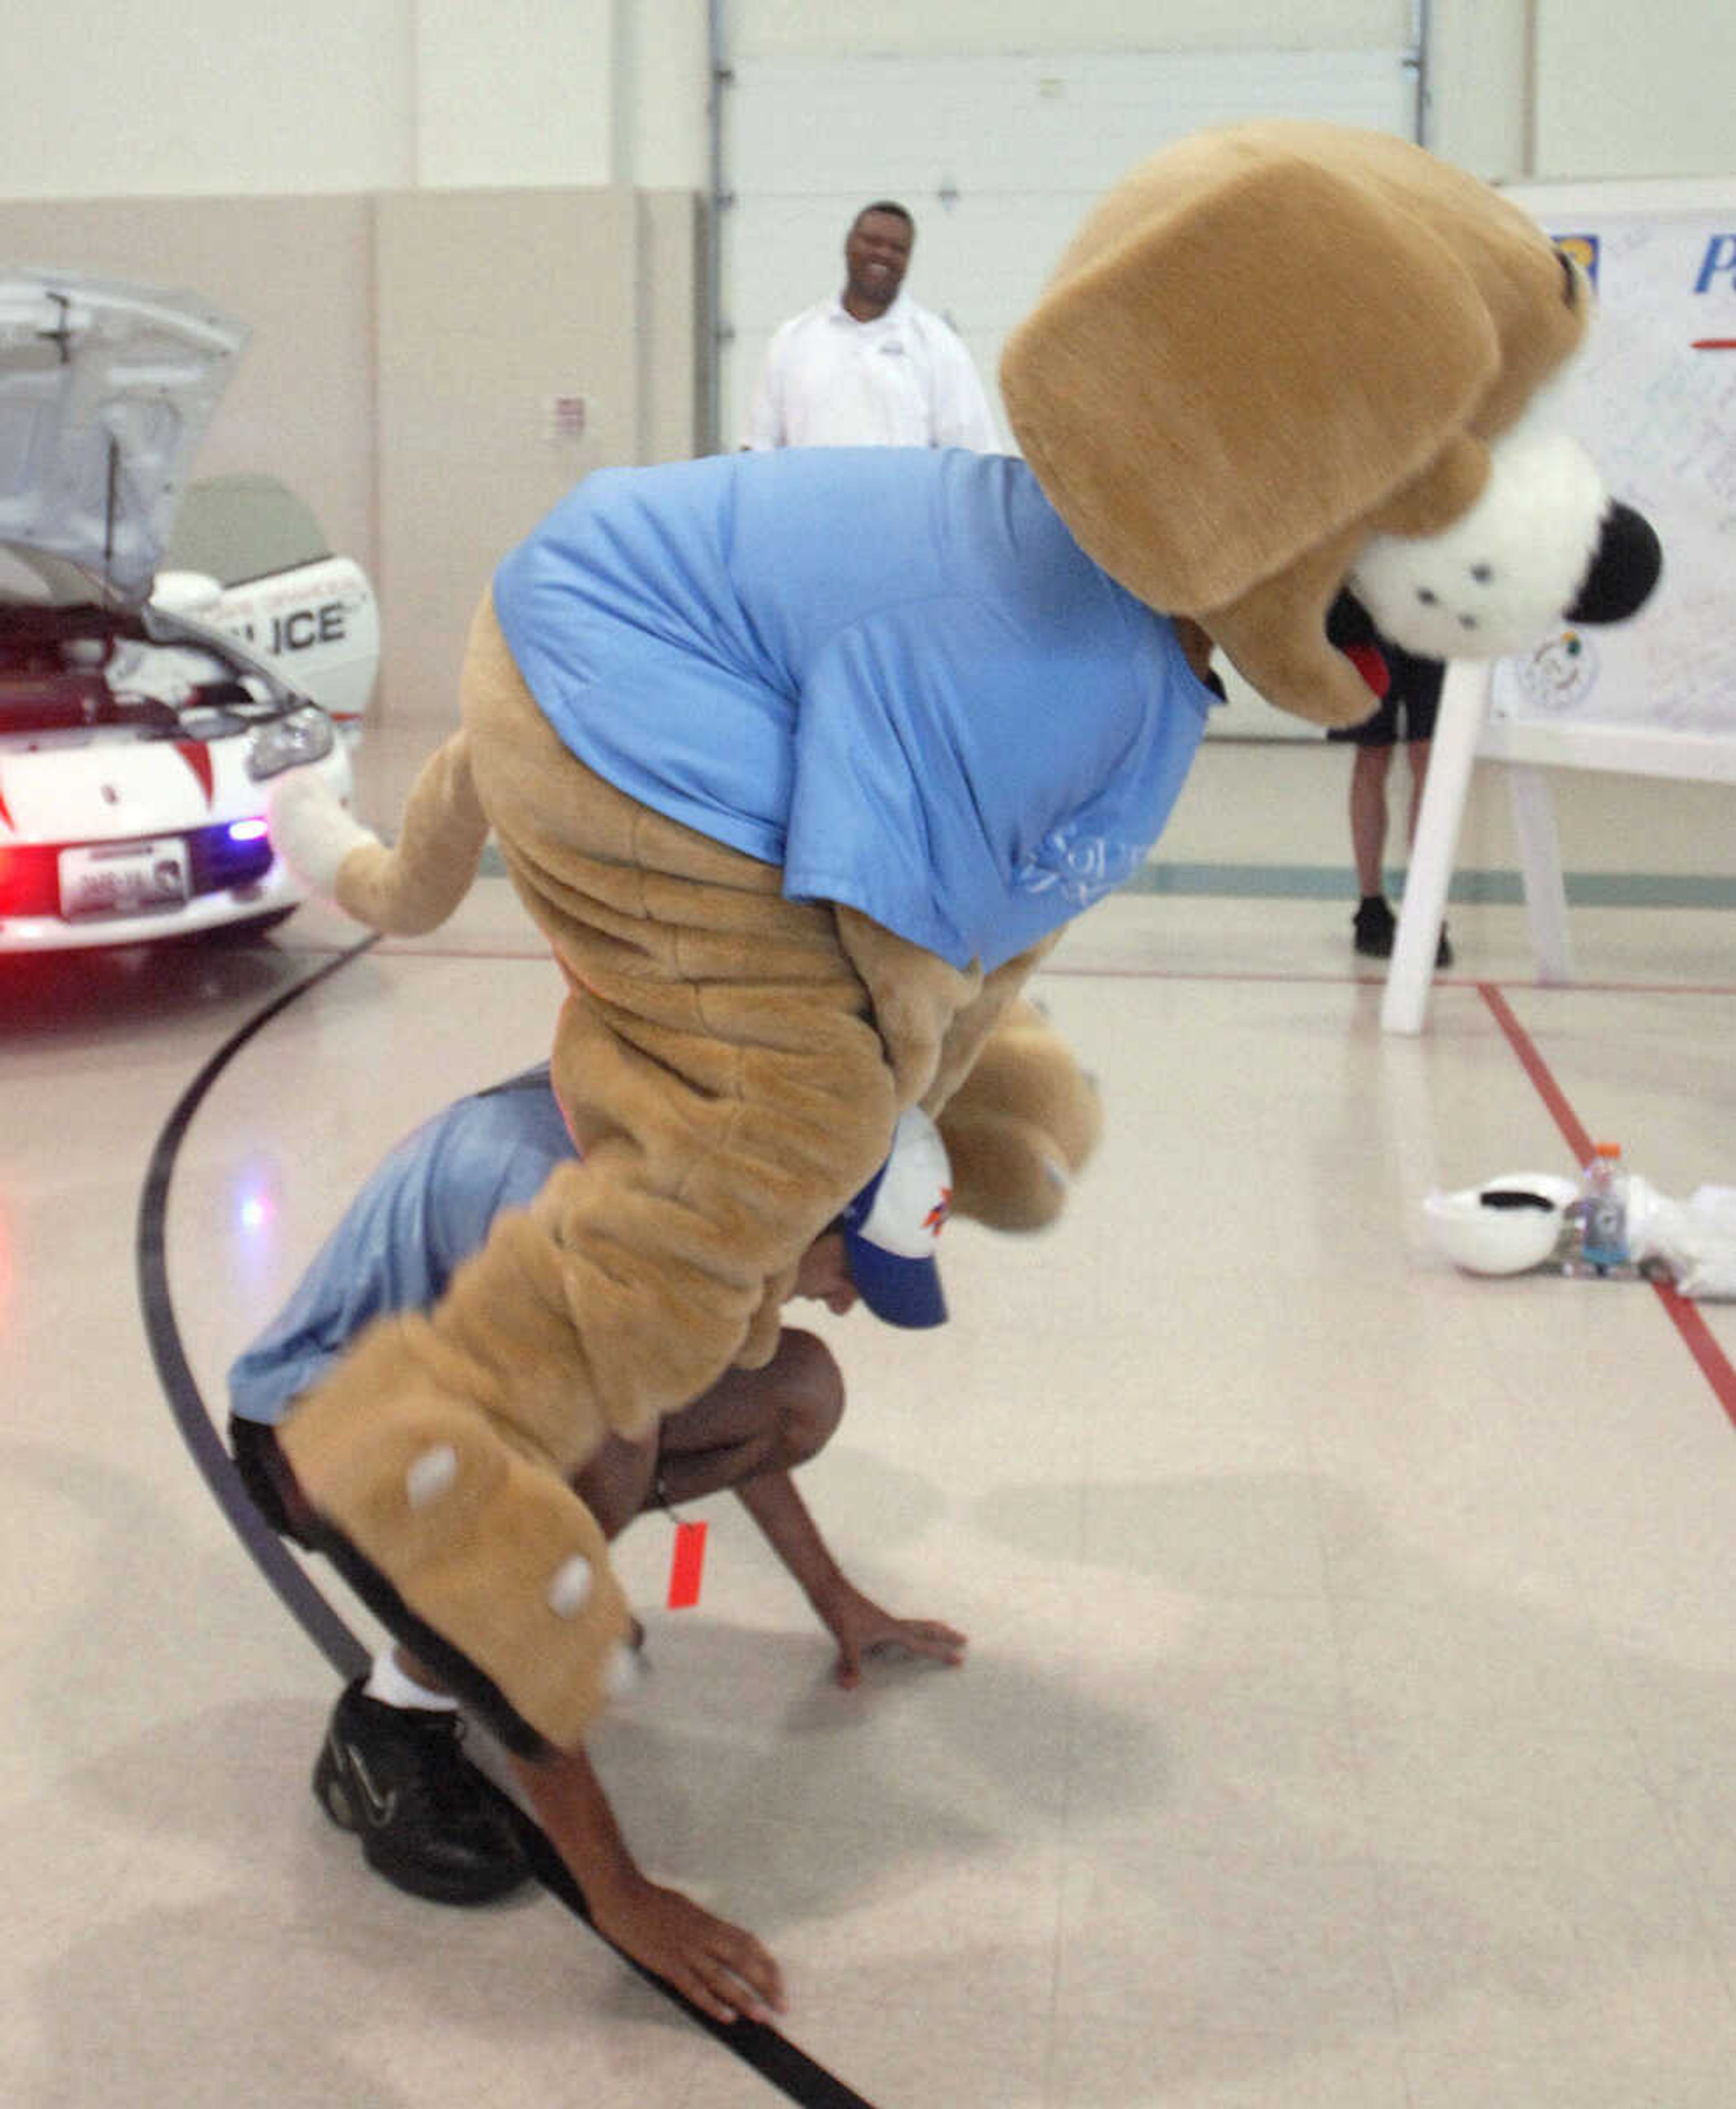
[{"xmin": 0, "ymin": 270, "xmax": 248, "ymax": 609}]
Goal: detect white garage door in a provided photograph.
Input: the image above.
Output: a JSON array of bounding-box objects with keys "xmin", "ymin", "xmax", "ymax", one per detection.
[{"xmin": 717, "ymin": 47, "xmax": 1419, "ymax": 735}]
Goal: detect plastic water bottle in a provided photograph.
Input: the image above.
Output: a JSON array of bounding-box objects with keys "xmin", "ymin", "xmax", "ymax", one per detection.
[{"xmin": 1576, "ymin": 1142, "xmax": 1630, "ymax": 1272}]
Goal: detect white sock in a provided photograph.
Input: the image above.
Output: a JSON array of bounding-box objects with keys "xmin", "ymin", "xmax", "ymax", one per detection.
[{"xmin": 363, "ymin": 1650, "xmax": 459, "ymax": 1712}]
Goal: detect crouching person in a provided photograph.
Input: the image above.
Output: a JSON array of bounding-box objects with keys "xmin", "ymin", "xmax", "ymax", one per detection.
[{"xmin": 227, "ymin": 1064, "xmax": 966, "ymax": 2024}]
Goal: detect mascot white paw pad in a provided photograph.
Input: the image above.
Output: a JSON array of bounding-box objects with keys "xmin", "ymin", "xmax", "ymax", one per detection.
[
  {"xmin": 405, "ymin": 1444, "xmax": 460, "ymax": 1510},
  {"xmin": 547, "ymin": 1553, "xmax": 594, "ymax": 1617}
]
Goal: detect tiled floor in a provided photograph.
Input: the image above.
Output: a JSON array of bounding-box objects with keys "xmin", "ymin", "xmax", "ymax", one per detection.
[{"xmin": 3, "ymin": 794, "xmax": 1732, "ymax": 2106}]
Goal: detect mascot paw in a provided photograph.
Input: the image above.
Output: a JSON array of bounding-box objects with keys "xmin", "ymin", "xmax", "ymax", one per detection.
[
  {"xmin": 268, "ymin": 769, "xmax": 377, "ymax": 894},
  {"xmin": 937, "ymin": 1000, "xmax": 1103, "ymax": 1231},
  {"xmin": 279, "ymin": 1386, "xmax": 633, "ymax": 1754}
]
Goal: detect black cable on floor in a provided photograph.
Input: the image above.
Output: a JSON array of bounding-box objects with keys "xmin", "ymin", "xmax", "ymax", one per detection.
[
  {"xmin": 136, "ymin": 935, "xmax": 379, "ymax": 1683},
  {"xmin": 135, "ymin": 931, "xmax": 882, "ymax": 2109}
]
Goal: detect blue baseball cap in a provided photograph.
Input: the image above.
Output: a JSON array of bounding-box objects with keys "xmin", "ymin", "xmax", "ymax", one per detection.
[{"xmin": 839, "ymin": 1107, "xmax": 952, "ymax": 1329}]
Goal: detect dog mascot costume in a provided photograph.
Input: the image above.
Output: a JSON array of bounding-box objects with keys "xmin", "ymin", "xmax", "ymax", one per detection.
[{"xmin": 269, "ymin": 122, "xmax": 1660, "ymax": 1757}]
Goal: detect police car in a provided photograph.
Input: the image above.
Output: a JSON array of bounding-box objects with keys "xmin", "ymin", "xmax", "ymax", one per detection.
[
  {"xmin": 151, "ymin": 470, "xmax": 379, "ymax": 739},
  {"xmin": 0, "ymin": 269, "xmax": 373, "ymax": 952}
]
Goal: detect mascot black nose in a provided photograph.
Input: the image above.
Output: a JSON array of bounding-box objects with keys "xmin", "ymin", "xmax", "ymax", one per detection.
[{"xmin": 1566, "ymin": 501, "xmax": 1662, "ymax": 625}]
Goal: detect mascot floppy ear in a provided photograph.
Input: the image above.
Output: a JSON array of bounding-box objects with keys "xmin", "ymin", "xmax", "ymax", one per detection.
[
  {"xmin": 1001, "ymin": 123, "xmax": 1590, "ymax": 728},
  {"xmin": 934, "ymin": 1000, "xmax": 1103, "ymax": 1232}
]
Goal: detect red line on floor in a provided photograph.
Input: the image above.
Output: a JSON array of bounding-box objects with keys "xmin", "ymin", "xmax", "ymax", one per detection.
[
  {"xmin": 1480, "ymin": 981, "xmax": 1736, "ymax": 1433},
  {"xmin": 1652, "ymin": 1283, "xmax": 1736, "ymax": 1430},
  {"xmin": 1478, "ymin": 983, "xmax": 1594, "ymax": 1164}
]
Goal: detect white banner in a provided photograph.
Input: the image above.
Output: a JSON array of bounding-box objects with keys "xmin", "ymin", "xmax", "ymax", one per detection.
[{"xmin": 1488, "ymin": 185, "xmax": 1736, "ymax": 743}]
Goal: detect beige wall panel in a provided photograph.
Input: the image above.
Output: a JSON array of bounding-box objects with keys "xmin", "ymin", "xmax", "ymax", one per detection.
[
  {"xmin": 0, "ymin": 194, "xmax": 376, "ymax": 582},
  {"xmin": 637, "ymin": 189, "xmax": 711, "ymax": 460},
  {"xmin": 373, "ymin": 187, "xmax": 651, "ymax": 727}
]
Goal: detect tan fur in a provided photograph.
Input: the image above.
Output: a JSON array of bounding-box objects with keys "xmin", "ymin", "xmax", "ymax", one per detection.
[
  {"xmin": 278, "ymin": 1348, "xmax": 631, "ymax": 1749},
  {"xmin": 282, "ymin": 596, "xmax": 935, "ymax": 1749},
  {"xmin": 334, "ymin": 732, "xmax": 491, "ymax": 935},
  {"xmin": 273, "ymin": 123, "xmax": 1598, "ymax": 1750},
  {"xmin": 935, "ymin": 1000, "xmax": 1103, "ymax": 1231},
  {"xmin": 1001, "ymin": 121, "xmax": 1587, "ymax": 726}
]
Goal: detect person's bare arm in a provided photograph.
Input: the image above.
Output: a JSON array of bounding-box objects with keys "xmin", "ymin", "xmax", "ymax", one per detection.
[
  {"xmin": 734, "ymin": 1471, "xmax": 967, "ymax": 1689},
  {"xmin": 507, "ymin": 1740, "xmax": 785, "ymax": 2025}
]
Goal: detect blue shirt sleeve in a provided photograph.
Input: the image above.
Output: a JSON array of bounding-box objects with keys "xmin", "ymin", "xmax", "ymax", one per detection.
[{"xmin": 227, "ymin": 1079, "xmax": 576, "ymax": 1425}]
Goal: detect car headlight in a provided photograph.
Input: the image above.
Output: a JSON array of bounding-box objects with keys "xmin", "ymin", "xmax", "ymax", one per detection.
[{"xmin": 246, "ymin": 706, "xmax": 335, "ymax": 781}]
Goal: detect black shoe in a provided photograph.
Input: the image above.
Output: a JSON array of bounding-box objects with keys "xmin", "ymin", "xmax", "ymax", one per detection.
[
  {"xmin": 312, "ymin": 1680, "xmax": 529, "ymax": 1905},
  {"xmin": 1352, "ymin": 896, "xmax": 1396, "ymax": 958}
]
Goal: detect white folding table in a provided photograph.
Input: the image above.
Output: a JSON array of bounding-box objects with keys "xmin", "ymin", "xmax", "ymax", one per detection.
[{"xmin": 1380, "ymin": 662, "xmax": 1736, "ymax": 1034}]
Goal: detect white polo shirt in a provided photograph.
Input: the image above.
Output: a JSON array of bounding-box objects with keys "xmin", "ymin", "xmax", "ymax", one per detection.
[{"xmin": 742, "ymin": 293, "xmax": 1000, "ymax": 453}]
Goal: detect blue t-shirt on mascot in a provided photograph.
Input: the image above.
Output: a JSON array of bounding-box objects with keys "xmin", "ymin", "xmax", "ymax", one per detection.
[{"xmin": 492, "ymin": 448, "xmax": 1218, "ymax": 973}]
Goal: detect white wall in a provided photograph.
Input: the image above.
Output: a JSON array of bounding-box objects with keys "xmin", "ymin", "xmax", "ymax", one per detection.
[
  {"xmin": 0, "ymin": 2, "xmax": 1728, "ymax": 203},
  {"xmin": 0, "ymin": 0, "xmax": 654, "ymax": 196},
  {"xmin": 412, "ymin": 1, "xmax": 618, "ymax": 187},
  {"xmin": 0, "ymin": 3, "xmax": 419, "ymax": 197},
  {"xmin": 616, "ymin": 0, "xmax": 715, "ymax": 188},
  {"xmin": 1534, "ymin": 2, "xmax": 1736, "ymax": 180},
  {"xmin": 1421, "ymin": 0, "xmax": 1531, "ymax": 176},
  {"xmin": 728, "ymin": 3, "xmax": 1414, "ymax": 58}
]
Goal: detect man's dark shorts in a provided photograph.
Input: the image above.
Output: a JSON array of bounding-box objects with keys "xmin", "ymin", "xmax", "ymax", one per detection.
[
  {"xmin": 230, "ymin": 1414, "xmax": 312, "ymax": 1543},
  {"xmin": 1324, "ymin": 588, "xmax": 1446, "ymax": 749},
  {"xmin": 1341, "ymin": 671, "xmax": 1443, "ymax": 755},
  {"xmin": 1327, "ymin": 643, "xmax": 1444, "ymax": 748}
]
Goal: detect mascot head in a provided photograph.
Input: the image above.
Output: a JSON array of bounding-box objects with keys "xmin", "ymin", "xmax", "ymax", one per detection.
[{"xmin": 1000, "ymin": 121, "xmax": 1660, "ymax": 728}]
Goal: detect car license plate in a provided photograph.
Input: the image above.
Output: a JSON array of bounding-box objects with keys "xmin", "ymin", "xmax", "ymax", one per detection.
[{"xmin": 59, "ymin": 838, "xmax": 191, "ymax": 920}]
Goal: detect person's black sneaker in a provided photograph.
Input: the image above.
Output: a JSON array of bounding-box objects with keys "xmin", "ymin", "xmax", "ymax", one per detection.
[
  {"xmin": 1352, "ymin": 895, "xmax": 1396, "ymax": 958},
  {"xmin": 312, "ymin": 1680, "xmax": 529, "ymax": 1905}
]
